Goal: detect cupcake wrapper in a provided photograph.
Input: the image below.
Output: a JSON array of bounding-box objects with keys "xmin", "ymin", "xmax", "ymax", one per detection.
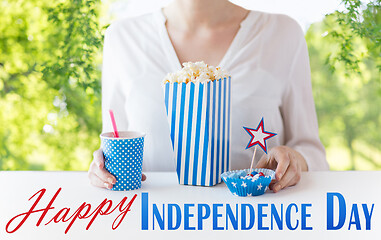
[
  {"xmin": 164, "ymin": 77, "xmax": 232, "ymax": 186},
  {"xmin": 221, "ymin": 168, "xmax": 275, "ymax": 197}
]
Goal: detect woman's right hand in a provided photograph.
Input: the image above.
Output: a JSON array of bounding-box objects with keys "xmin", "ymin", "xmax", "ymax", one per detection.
[
  {"xmin": 88, "ymin": 148, "xmax": 116, "ymax": 189},
  {"xmin": 88, "ymin": 148, "xmax": 147, "ymax": 189}
]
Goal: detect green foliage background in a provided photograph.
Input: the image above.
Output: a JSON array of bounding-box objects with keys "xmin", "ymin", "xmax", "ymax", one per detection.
[
  {"xmin": 0, "ymin": 0, "xmax": 103, "ymax": 170},
  {"xmin": 0, "ymin": 0, "xmax": 380, "ymax": 171}
]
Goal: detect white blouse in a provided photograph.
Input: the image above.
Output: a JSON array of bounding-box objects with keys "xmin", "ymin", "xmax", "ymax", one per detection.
[{"xmin": 101, "ymin": 10, "xmax": 329, "ymax": 172}]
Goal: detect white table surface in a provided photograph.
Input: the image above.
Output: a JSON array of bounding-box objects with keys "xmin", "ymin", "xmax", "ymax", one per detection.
[{"xmin": 0, "ymin": 171, "xmax": 380, "ymax": 239}]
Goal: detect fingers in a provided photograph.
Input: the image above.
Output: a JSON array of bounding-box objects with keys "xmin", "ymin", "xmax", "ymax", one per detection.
[
  {"xmin": 255, "ymin": 146, "xmax": 304, "ymax": 193},
  {"xmin": 272, "ymin": 162, "xmax": 300, "ymax": 193},
  {"xmin": 93, "ymin": 149, "xmax": 105, "ymax": 169},
  {"xmin": 88, "ymin": 161, "xmax": 115, "ymax": 188},
  {"xmin": 89, "ymin": 149, "xmax": 116, "ymax": 189},
  {"xmin": 255, "ymin": 154, "xmax": 269, "ymax": 169},
  {"xmin": 255, "ymin": 153, "xmax": 277, "ymax": 170},
  {"xmin": 89, "ymin": 149, "xmax": 147, "ymax": 189},
  {"xmin": 272, "ymin": 147, "xmax": 291, "ymax": 181},
  {"xmin": 268, "ymin": 180, "xmax": 277, "ymax": 190},
  {"xmin": 270, "ymin": 147, "xmax": 302, "ymax": 193},
  {"xmin": 93, "ymin": 148, "xmax": 105, "ymax": 169},
  {"xmin": 94, "ymin": 164, "xmax": 116, "ymax": 184},
  {"xmin": 88, "ymin": 172, "xmax": 113, "ymax": 189}
]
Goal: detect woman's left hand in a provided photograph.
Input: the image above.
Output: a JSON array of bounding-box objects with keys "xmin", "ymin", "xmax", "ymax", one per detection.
[{"xmin": 255, "ymin": 146, "xmax": 308, "ymax": 193}]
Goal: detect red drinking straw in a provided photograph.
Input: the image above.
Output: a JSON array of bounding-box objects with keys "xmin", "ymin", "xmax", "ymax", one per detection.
[{"xmin": 109, "ymin": 110, "xmax": 119, "ymax": 138}]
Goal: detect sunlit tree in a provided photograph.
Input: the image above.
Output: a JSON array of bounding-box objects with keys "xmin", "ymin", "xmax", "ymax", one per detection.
[
  {"xmin": 307, "ymin": 6, "xmax": 380, "ymax": 170},
  {"xmin": 0, "ymin": 0, "xmax": 104, "ymax": 170}
]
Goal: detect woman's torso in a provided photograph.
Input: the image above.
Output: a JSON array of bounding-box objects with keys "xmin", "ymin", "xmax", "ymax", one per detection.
[{"xmin": 103, "ymin": 10, "xmax": 305, "ymax": 171}]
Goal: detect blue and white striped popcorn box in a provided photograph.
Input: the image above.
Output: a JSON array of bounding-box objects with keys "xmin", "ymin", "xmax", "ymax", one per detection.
[{"xmin": 164, "ymin": 77, "xmax": 231, "ymax": 186}]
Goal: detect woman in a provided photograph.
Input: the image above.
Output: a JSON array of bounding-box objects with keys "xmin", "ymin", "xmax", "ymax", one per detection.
[{"xmin": 88, "ymin": 0, "xmax": 329, "ymax": 192}]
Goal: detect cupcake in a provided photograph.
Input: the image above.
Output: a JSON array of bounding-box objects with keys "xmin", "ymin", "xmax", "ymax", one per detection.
[{"xmin": 221, "ymin": 168, "xmax": 275, "ymax": 197}]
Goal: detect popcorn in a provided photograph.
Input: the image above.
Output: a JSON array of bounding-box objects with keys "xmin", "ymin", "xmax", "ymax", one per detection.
[
  {"xmin": 163, "ymin": 61, "xmax": 230, "ymax": 84},
  {"xmin": 164, "ymin": 61, "xmax": 232, "ymax": 186},
  {"xmin": 214, "ymin": 67, "xmax": 229, "ymax": 81}
]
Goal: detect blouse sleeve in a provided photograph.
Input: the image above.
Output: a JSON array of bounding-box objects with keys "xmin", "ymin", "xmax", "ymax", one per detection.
[
  {"xmin": 280, "ymin": 29, "xmax": 329, "ymax": 171},
  {"xmin": 101, "ymin": 27, "xmax": 129, "ymax": 133}
]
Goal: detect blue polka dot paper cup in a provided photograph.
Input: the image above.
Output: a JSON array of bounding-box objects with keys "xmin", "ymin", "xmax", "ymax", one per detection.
[
  {"xmin": 221, "ymin": 168, "xmax": 275, "ymax": 197},
  {"xmin": 100, "ymin": 131, "xmax": 145, "ymax": 191}
]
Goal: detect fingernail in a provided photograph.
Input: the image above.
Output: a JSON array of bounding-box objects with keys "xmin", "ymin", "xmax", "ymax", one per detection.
[
  {"xmin": 274, "ymin": 184, "xmax": 281, "ymax": 192},
  {"xmin": 104, "ymin": 182, "xmax": 110, "ymax": 189},
  {"xmin": 277, "ymin": 173, "xmax": 282, "ymax": 180},
  {"xmin": 108, "ymin": 177, "xmax": 114, "ymax": 184}
]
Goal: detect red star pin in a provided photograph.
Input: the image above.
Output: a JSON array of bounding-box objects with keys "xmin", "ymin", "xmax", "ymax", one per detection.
[{"xmin": 243, "ymin": 118, "xmax": 277, "ymax": 154}]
